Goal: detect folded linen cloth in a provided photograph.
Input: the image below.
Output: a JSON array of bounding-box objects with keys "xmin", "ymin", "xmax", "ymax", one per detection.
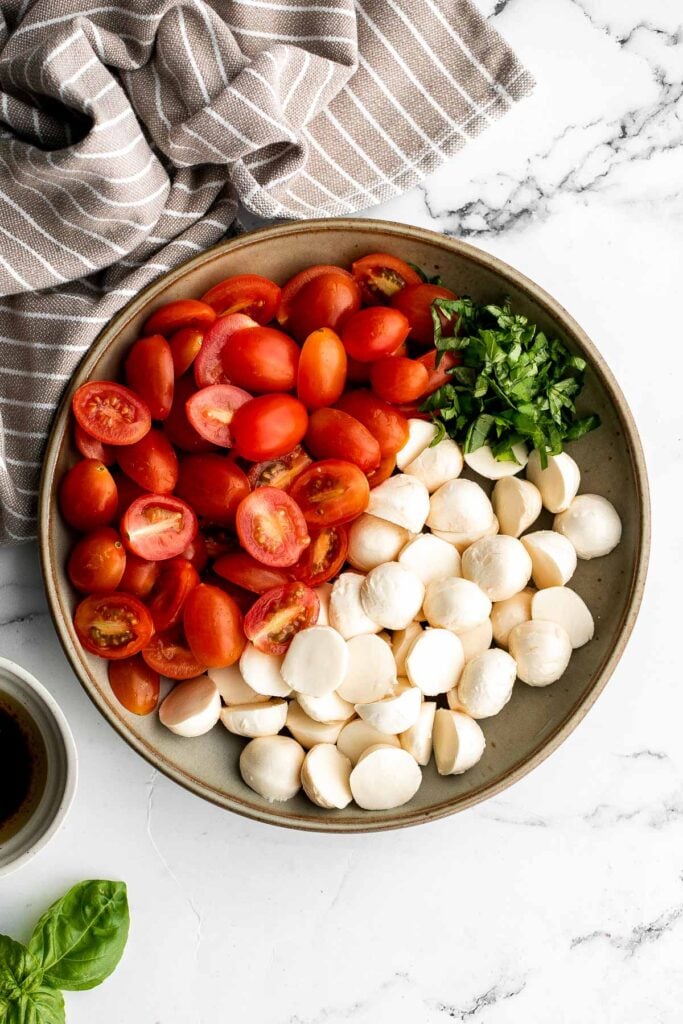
[{"xmin": 0, "ymin": 0, "xmax": 532, "ymax": 542}]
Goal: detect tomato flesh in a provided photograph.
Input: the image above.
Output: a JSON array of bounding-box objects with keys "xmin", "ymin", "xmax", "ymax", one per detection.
[
  {"xmin": 185, "ymin": 384, "xmax": 252, "ymax": 447},
  {"xmin": 297, "ymin": 328, "xmax": 347, "ymax": 410},
  {"xmin": 391, "ymin": 283, "xmax": 457, "ymax": 345},
  {"xmin": 183, "ymin": 583, "xmax": 245, "ymax": 668},
  {"xmin": 147, "ymin": 558, "xmax": 201, "ymax": 632},
  {"xmin": 243, "ymin": 582, "xmax": 319, "ymax": 655},
  {"xmin": 73, "ymin": 382, "xmax": 152, "ymax": 446},
  {"xmin": 74, "ymin": 592, "xmax": 153, "ymax": 660},
  {"xmin": 125, "ymin": 335, "xmax": 174, "ymax": 421},
  {"xmin": 163, "ymin": 374, "xmax": 216, "ymax": 453},
  {"xmin": 116, "ymin": 428, "xmax": 178, "ymax": 494},
  {"xmin": 74, "ymin": 423, "xmax": 115, "ymax": 465},
  {"xmin": 121, "ymin": 494, "xmax": 198, "ymax": 561},
  {"xmin": 142, "ymin": 630, "xmax": 207, "ymax": 679},
  {"xmin": 351, "ymin": 253, "xmax": 422, "ymax": 304},
  {"xmin": 341, "ymin": 307, "xmax": 411, "ymax": 363},
  {"xmin": 200, "ymin": 274, "xmax": 281, "ymax": 323},
  {"xmin": 289, "ymin": 459, "xmax": 370, "ymax": 527},
  {"xmin": 213, "ymin": 552, "xmax": 292, "ymax": 594},
  {"xmin": 230, "ymin": 394, "xmax": 308, "ymax": 462},
  {"xmin": 176, "ymin": 454, "xmax": 250, "ymax": 524},
  {"xmin": 67, "ymin": 527, "xmax": 126, "ymax": 593},
  {"xmin": 60, "ymin": 459, "xmax": 118, "ymax": 532},
  {"xmin": 194, "ymin": 313, "xmax": 257, "ymax": 387},
  {"xmin": 246, "ymin": 445, "xmax": 312, "ymax": 490},
  {"xmin": 291, "ymin": 525, "xmax": 348, "ymax": 586},
  {"xmin": 143, "ymin": 299, "xmax": 216, "ymax": 337},
  {"xmin": 236, "ymin": 487, "xmax": 310, "ymax": 568},
  {"xmin": 109, "ymin": 656, "xmax": 160, "ymax": 715},
  {"xmin": 305, "ymin": 408, "xmax": 380, "ymax": 473},
  {"xmin": 221, "ymin": 326, "xmax": 300, "ymax": 393},
  {"xmin": 335, "ymin": 390, "xmax": 409, "ymax": 457},
  {"xmin": 370, "ymin": 355, "xmax": 430, "ymax": 404}
]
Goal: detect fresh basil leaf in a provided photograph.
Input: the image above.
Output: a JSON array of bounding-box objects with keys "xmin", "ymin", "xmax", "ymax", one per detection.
[
  {"xmin": 564, "ymin": 413, "xmax": 601, "ymax": 440},
  {"xmin": 406, "ymin": 261, "xmax": 428, "ymax": 283},
  {"xmin": 4, "ymin": 986, "xmax": 65, "ymax": 1024},
  {"xmin": 464, "ymin": 414, "xmax": 495, "ymax": 453},
  {"xmin": 27, "ymin": 881, "xmax": 129, "ymax": 992},
  {"xmin": 0, "ymin": 937, "xmax": 42, "ymax": 1003},
  {"xmin": 429, "ymin": 418, "xmax": 446, "ymax": 446}
]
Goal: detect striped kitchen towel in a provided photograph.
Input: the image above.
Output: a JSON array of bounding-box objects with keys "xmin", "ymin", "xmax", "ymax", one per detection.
[{"xmin": 0, "ymin": 0, "xmax": 533, "ymax": 542}]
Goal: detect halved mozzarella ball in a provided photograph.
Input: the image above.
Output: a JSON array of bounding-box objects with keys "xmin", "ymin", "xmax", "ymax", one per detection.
[
  {"xmin": 400, "ymin": 701, "xmax": 436, "ymax": 765},
  {"xmin": 220, "ymin": 698, "xmax": 288, "ymax": 738},
  {"xmin": 458, "ymin": 617, "xmax": 493, "ymax": 663},
  {"xmin": 336, "ymin": 719, "xmax": 400, "ymax": 765},
  {"xmin": 350, "ymin": 744, "xmax": 422, "ymax": 809},
  {"xmin": 431, "ymin": 516, "xmax": 500, "ymax": 553},
  {"xmin": 301, "ymin": 744, "xmax": 353, "ymax": 809},
  {"xmin": 446, "ymin": 689, "xmax": 466, "ymax": 712},
  {"xmin": 423, "ymin": 577, "xmax": 492, "ymax": 633},
  {"xmin": 553, "ymin": 494, "xmax": 622, "ymax": 559},
  {"xmin": 159, "ymin": 675, "xmax": 221, "ymax": 737},
  {"xmin": 239, "ymin": 644, "xmax": 291, "ymax": 697},
  {"xmin": 508, "ymin": 619, "xmax": 572, "ymax": 686},
  {"xmin": 464, "ymin": 443, "xmax": 528, "ymax": 480},
  {"xmin": 404, "ymin": 437, "xmax": 463, "ymax": 492},
  {"xmin": 239, "ymin": 735, "xmax": 305, "ymax": 802},
  {"xmin": 360, "ymin": 562, "xmax": 425, "ymax": 630},
  {"xmin": 526, "ymin": 450, "xmax": 580, "ymax": 513},
  {"xmin": 392, "ymin": 621, "xmax": 423, "ymax": 675},
  {"xmin": 297, "ymin": 689, "xmax": 355, "ymax": 724},
  {"xmin": 456, "ymin": 649, "xmax": 516, "ymax": 719},
  {"xmin": 366, "ymin": 474, "xmax": 430, "ymax": 533},
  {"xmin": 281, "ymin": 626, "xmax": 349, "ymax": 696},
  {"xmin": 521, "ymin": 530, "xmax": 577, "ymax": 588},
  {"xmin": 347, "ymin": 514, "xmax": 410, "ymax": 572},
  {"xmin": 492, "ymin": 476, "xmax": 542, "ymax": 537},
  {"xmin": 461, "ymin": 535, "xmax": 532, "ymax": 602},
  {"xmin": 490, "ymin": 589, "xmax": 533, "ymax": 649},
  {"xmin": 405, "ymin": 628, "xmax": 464, "ymax": 696},
  {"xmin": 355, "ymin": 685, "xmax": 422, "ymax": 735},
  {"xmin": 532, "ymin": 586, "xmax": 594, "ymax": 648},
  {"xmin": 337, "ymin": 633, "xmax": 397, "ymax": 703},
  {"xmin": 208, "ymin": 665, "xmax": 268, "ymax": 705},
  {"xmin": 286, "ymin": 701, "xmax": 345, "ymax": 748},
  {"xmin": 395, "ymin": 418, "xmax": 437, "ymax": 470},
  {"xmin": 397, "ymin": 533, "xmax": 461, "ymax": 586},
  {"xmin": 433, "ymin": 709, "xmax": 485, "ymax": 775},
  {"xmin": 427, "ymin": 478, "xmax": 494, "ymax": 536},
  {"xmin": 329, "ymin": 572, "xmax": 381, "ymax": 639},
  {"xmin": 315, "ymin": 583, "xmax": 332, "ymax": 626}
]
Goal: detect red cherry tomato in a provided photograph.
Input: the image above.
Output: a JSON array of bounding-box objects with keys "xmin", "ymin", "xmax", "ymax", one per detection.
[
  {"xmin": 230, "ymin": 394, "xmax": 308, "ymax": 462},
  {"xmin": 185, "ymin": 384, "xmax": 252, "ymax": 447},
  {"xmin": 367, "ymin": 454, "xmax": 396, "ymax": 488},
  {"xmin": 169, "ymin": 327, "xmax": 203, "ymax": 377},
  {"xmin": 416, "ymin": 348, "xmax": 461, "ymax": 396},
  {"xmin": 74, "ymin": 592, "xmax": 154, "ymax": 660},
  {"xmin": 108, "ymin": 655, "xmax": 160, "ymax": 715},
  {"xmin": 176, "ymin": 454, "xmax": 250, "ymax": 524},
  {"xmin": 291, "ymin": 525, "xmax": 348, "ymax": 586},
  {"xmin": 116, "ymin": 428, "xmax": 178, "ymax": 494},
  {"xmin": 143, "ymin": 299, "xmax": 216, "ymax": 337},
  {"xmin": 194, "ymin": 313, "xmax": 257, "ymax": 387},
  {"xmin": 163, "ymin": 375, "xmax": 216, "ymax": 454},
  {"xmin": 183, "ymin": 583, "xmax": 245, "ymax": 668},
  {"xmin": 67, "ymin": 527, "xmax": 126, "ymax": 593},
  {"xmin": 335, "ymin": 390, "xmax": 409, "ymax": 457},
  {"xmin": 370, "ymin": 355, "xmax": 430, "ymax": 404},
  {"xmin": 74, "ymin": 423, "xmax": 115, "ymax": 466},
  {"xmin": 142, "ymin": 630, "xmax": 207, "ymax": 680},
  {"xmin": 221, "ymin": 326, "xmax": 300, "ymax": 393},
  {"xmin": 297, "ymin": 328, "xmax": 347, "ymax": 410},
  {"xmin": 147, "ymin": 558, "xmax": 200, "ymax": 632},
  {"xmin": 246, "ymin": 445, "xmax": 312, "ymax": 490},
  {"xmin": 177, "ymin": 535, "xmax": 209, "ymax": 573},
  {"xmin": 236, "ymin": 487, "xmax": 310, "ymax": 568},
  {"xmin": 121, "ymin": 494, "xmax": 198, "ymax": 561},
  {"xmin": 287, "ymin": 272, "xmax": 362, "ymax": 342},
  {"xmin": 119, "ymin": 552, "xmax": 159, "ymax": 599},
  {"xmin": 243, "ymin": 582, "xmax": 319, "ymax": 655},
  {"xmin": 200, "ymin": 274, "xmax": 281, "ymax": 323},
  {"xmin": 213, "ymin": 552, "xmax": 292, "ymax": 594},
  {"xmin": 305, "ymin": 408, "xmax": 381, "ymax": 473},
  {"xmin": 72, "ymin": 382, "xmax": 152, "ymax": 446},
  {"xmin": 278, "ymin": 264, "xmax": 353, "ymax": 326},
  {"xmin": 351, "ymin": 253, "xmax": 422, "ymax": 304},
  {"xmin": 391, "ymin": 283, "xmax": 457, "ymax": 345},
  {"xmin": 125, "ymin": 335, "xmax": 174, "ymax": 421},
  {"xmin": 341, "ymin": 307, "xmax": 410, "ymax": 363},
  {"xmin": 60, "ymin": 459, "xmax": 118, "ymax": 532},
  {"xmin": 289, "ymin": 459, "xmax": 370, "ymax": 528}
]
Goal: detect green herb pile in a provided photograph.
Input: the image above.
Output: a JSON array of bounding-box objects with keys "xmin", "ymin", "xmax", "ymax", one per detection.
[{"xmin": 420, "ymin": 297, "xmax": 600, "ymax": 468}]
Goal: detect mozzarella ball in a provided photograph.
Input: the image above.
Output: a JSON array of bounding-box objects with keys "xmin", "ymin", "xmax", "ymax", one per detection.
[
  {"xmin": 464, "ymin": 442, "xmax": 528, "ymax": 480},
  {"xmin": 397, "ymin": 533, "xmax": 461, "ymax": 586},
  {"xmin": 458, "ymin": 617, "xmax": 493, "ymax": 663},
  {"xmin": 329, "ymin": 572, "xmax": 381, "ymax": 639},
  {"xmin": 531, "ymin": 586, "xmax": 595, "ymax": 648},
  {"xmin": 433, "ymin": 709, "xmax": 486, "ymax": 775},
  {"xmin": 392, "ymin": 621, "xmax": 423, "ymax": 676},
  {"xmin": 347, "ymin": 514, "xmax": 410, "ymax": 572},
  {"xmin": 399, "ymin": 701, "xmax": 437, "ymax": 766},
  {"xmin": 405, "ymin": 628, "xmax": 465, "ymax": 696},
  {"xmin": 492, "ymin": 476, "xmax": 542, "ymax": 537},
  {"xmin": 404, "ymin": 437, "xmax": 463, "ymax": 492},
  {"xmin": 521, "ymin": 530, "xmax": 577, "ymax": 588},
  {"xmin": 314, "ymin": 582, "xmax": 332, "ymax": 625},
  {"xmin": 336, "ymin": 719, "xmax": 401, "ymax": 765},
  {"xmin": 301, "ymin": 744, "xmax": 353, "ymax": 809},
  {"xmin": 239, "ymin": 735, "xmax": 305, "ymax": 802},
  {"xmin": 220, "ymin": 698, "xmax": 288, "ymax": 738},
  {"xmin": 355, "ymin": 685, "xmax": 422, "ymax": 735},
  {"xmin": 350, "ymin": 744, "xmax": 422, "ymax": 809},
  {"xmin": 526, "ymin": 450, "xmax": 580, "ymax": 513},
  {"xmin": 360, "ymin": 562, "xmax": 425, "ymax": 630},
  {"xmin": 286, "ymin": 701, "xmax": 345, "ymax": 748},
  {"xmin": 553, "ymin": 494, "xmax": 622, "ymax": 559},
  {"xmin": 490, "ymin": 589, "xmax": 534, "ymax": 649},
  {"xmin": 461, "ymin": 535, "xmax": 532, "ymax": 602},
  {"xmin": 366, "ymin": 474, "xmax": 430, "ymax": 533},
  {"xmin": 508, "ymin": 619, "xmax": 572, "ymax": 686},
  {"xmin": 337, "ymin": 632, "xmax": 397, "ymax": 703},
  {"xmin": 427, "ymin": 478, "xmax": 494, "ymax": 535},
  {"xmin": 208, "ymin": 665, "xmax": 268, "ymax": 706},
  {"xmin": 281, "ymin": 625, "xmax": 349, "ymax": 696},
  {"xmin": 296, "ymin": 689, "xmax": 355, "ymax": 724},
  {"xmin": 159, "ymin": 675, "xmax": 221, "ymax": 737},
  {"xmin": 396, "ymin": 418, "xmax": 437, "ymax": 469},
  {"xmin": 239, "ymin": 644, "xmax": 291, "ymax": 697},
  {"xmin": 456, "ymin": 649, "xmax": 517, "ymax": 719},
  {"xmin": 431, "ymin": 515, "xmax": 500, "ymax": 553},
  {"xmin": 423, "ymin": 577, "xmax": 492, "ymax": 633}
]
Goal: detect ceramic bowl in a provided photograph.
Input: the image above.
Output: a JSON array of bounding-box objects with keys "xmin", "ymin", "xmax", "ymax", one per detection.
[{"xmin": 39, "ymin": 219, "xmax": 649, "ymax": 832}]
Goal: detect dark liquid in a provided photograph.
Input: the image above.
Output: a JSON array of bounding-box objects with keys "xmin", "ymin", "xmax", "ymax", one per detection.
[{"xmin": 0, "ymin": 691, "xmax": 48, "ymax": 843}]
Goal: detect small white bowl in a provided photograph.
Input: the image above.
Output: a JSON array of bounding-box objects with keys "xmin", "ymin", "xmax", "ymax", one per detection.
[{"xmin": 0, "ymin": 657, "xmax": 77, "ymax": 878}]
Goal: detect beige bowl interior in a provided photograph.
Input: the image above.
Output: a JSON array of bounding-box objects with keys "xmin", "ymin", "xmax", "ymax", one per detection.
[{"xmin": 39, "ymin": 219, "xmax": 649, "ymax": 833}]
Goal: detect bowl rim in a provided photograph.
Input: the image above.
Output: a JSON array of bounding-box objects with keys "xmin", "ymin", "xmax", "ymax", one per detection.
[{"xmin": 39, "ymin": 218, "xmax": 650, "ymax": 833}]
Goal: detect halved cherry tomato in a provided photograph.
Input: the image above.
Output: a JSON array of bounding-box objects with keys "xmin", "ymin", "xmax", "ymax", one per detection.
[
  {"xmin": 74, "ymin": 592, "xmax": 153, "ymax": 660},
  {"xmin": 183, "ymin": 583, "xmax": 245, "ymax": 667},
  {"xmin": 143, "ymin": 299, "xmax": 216, "ymax": 337},
  {"xmin": 391, "ymin": 283, "xmax": 457, "ymax": 345},
  {"xmin": 108, "ymin": 655, "xmax": 160, "ymax": 715},
  {"xmin": 163, "ymin": 375, "xmax": 216, "ymax": 453},
  {"xmin": 169, "ymin": 327, "xmax": 203, "ymax": 377},
  {"xmin": 230, "ymin": 394, "xmax": 308, "ymax": 461},
  {"xmin": 221, "ymin": 326, "xmax": 299, "ymax": 393},
  {"xmin": 297, "ymin": 328, "xmax": 347, "ymax": 410},
  {"xmin": 73, "ymin": 382, "xmax": 152, "ymax": 446},
  {"xmin": 125, "ymin": 336, "xmax": 174, "ymax": 421},
  {"xmin": 213, "ymin": 552, "xmax": 292, "ymax": 594},
  {"xmin": 243, "ymin": 582, "xmax": 319, "ymax": 655},
  {"xmin": 60, "ymin": 459, "xmax": 118, "ymax": 532},
  {"xmin": 305, "ymin": 408, "xmax": 381, "ymax": 473},
  {"xmin": 176, "ymin": 454, "xmax": 250, "ymax": 524},
  {"xmin": 236, "ymin": 487, "xmax": 309, "ymax": 568},
  {"xmin": 200, "ymin": 274, "xmax": 281, "ymax": 323},
  {"xmin": 121, "ymin": 494, "xmax": 198, "ymax": 561},
  {"xmin": 177, "ymin": 535, "xmax": 208, "ymax": 573},
  {"xmin": 147, "ymin": 558, "xmax": 200, "ymax": 632},
  {"xmin": 119, "ymin": 552, "xmax": 159, "ymax": 599},
  {"xmin": 142, "ymin": 630, "xmax": 206, "ymax": 679},
  {"xmin": 351, "ymin": 253, "xmax": 422, "ymax": 304},
  {"xmin": 289, "ymin": 459, "xmax": 369, "ymax": 527},
  {"xmin": 246, "ymin": 445, "xmax": 312, "ymax": 490},
  {"xmin": 287, "ymin": 272, "xmax": 362, "ymax": 342},
  {"xmin": 67, "ymin": 527, "xmax": 126, "ymax": 593},
  {"xmin": 291, "ymin": 525, "xmax": 348, "ymax": 586},
  {"xmin": 116, "ymin": 428, "xmax": 178, "ymax": 493},
  {"xmin": 341, "ymin": 307, "xmax": 410, "ymax": 362},
  {"xmin": 335, "ymin": 390, "xmax": 409, "ymax": 457},
  {"xmin": 416, "ymin": 348, "xmax": 461, "ymax": 397},
  {"xmin": 367, "ymin": 454, "xmax": 396, "ymax": 488},
  {"xmin": 74, "ymin": 423, "xmax": 115, "ymax": 465},
  {"xmin": 370, "ymin": 355, "xmax": 430, "ymax": 404},
  {"xmin": 194, "ymin": 313, "xmax": 257, "ymax": 387},
  {"xmin": 185, "ymin": 384, "xmax": 252, "ymax": 447},
  {"xmin": 278, "ymin": 264, "xmax": 353, "ymax": 325}
]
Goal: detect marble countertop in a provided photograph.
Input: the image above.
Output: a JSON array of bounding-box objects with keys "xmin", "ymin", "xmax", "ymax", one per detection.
[{"xmin": 2, "ymin": 0, "xmax": 681, "ymax": 1020}]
